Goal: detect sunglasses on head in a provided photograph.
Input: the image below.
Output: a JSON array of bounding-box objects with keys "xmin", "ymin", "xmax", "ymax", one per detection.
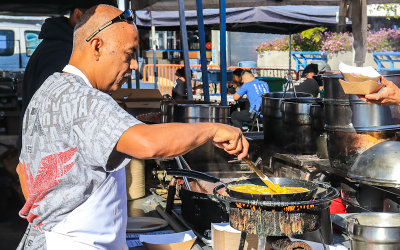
[{"xmin": 86, "ymin": 9, "xmax": 135, "ymax": 42}]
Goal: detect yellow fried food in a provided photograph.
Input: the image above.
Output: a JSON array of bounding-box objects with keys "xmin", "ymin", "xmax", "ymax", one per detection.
[{"xmin": 229, "ymin": 184, "xmax": 308, "ymax": 194}]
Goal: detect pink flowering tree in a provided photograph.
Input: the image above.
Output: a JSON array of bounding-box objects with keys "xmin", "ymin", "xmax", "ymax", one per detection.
[{"xmin": 256, "ymin": 28, "xmax": 400, "ymax": 54}]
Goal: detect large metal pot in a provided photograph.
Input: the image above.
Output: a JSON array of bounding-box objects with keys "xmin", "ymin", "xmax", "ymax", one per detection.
[
  {"xmin": 280, "ymin": 97, "xmax": 323, "ymax": 154},
  {"xmin": 179, "ymin": 179, "xmax": 229, "ymax": 233},
  {"xmin": 165, "ymin": 103, "xmax": 230, "ymax": 169},
  {"xmin": 262, "ymin": 92, "xmax": 313, "ymax": 118},
  {"xmin": 262, "ymin": 92, "xmax": 312, "ymax": 147},
  {"xmin": 170, "ymin": 103, "xmax": 230, "ymax": 124},
  {"xmin": 326, "ymin": 130, "xmax": 397, "ymax": 175},
  {"xmin": 322, "ymin": 74, "xmax": 400, "ymax": 174},
  {"xmin": 346, "ymin": 213, "xmax": 400, "ymax": 250}
]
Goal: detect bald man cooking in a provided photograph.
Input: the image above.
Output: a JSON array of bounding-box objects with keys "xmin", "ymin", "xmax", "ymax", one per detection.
[{"xmin": 16, "ymin": 5, "xmax": 248, "ymax": 249}]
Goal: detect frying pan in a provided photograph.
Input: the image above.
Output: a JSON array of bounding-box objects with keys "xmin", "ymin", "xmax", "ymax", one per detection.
[{"xmin": 166, "ymin": 169, "xmax": 319, "ymax": 202}]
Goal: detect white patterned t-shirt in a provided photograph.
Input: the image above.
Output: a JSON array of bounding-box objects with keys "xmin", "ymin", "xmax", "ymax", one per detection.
[{"xmin": 18, "ymin": 72, "xmax": 141, "ymax": 248}]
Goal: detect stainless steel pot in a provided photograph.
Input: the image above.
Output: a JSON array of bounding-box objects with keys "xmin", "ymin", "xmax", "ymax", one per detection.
[
  {"xmin": 324, "ymin": 100, "xmax": 400, "ymax": 132},
  {"xmin": 171, "ymin": 103, "xmax": 230, "ymax": 124},
  {"xmin": 346, "ymin": 213, "xmax": 400, "ymax": 250},
  {"xmin": 166, "ymin": 103, "xmax": 230, "ymax": 169},
  {"xmin": 322, "ymin": 74, "xmax": 400, "ymax": 173}
]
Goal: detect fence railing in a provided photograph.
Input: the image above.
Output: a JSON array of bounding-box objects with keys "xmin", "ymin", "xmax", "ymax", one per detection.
[
  {"xmin": 143, "ymin": 64, "xmax": 220, "ymax": 95},
  {"xmin": 143, "ymin": 64, "xmax": 299, "ymax": 95},
  {"xmin": 373, "ymin": 52, "xmax": 400, "ymax": 71}
]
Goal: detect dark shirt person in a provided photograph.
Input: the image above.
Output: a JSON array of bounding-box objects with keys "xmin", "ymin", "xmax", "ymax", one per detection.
[
  {"xmin": 19, "ymin": 0, "xmax": 117, "ymax": 151},
  {"xmin": 293, "ymin": 63, "xmax": 320, "ymax": 97},
  {"xmin": 228, "ymin": 68, "xmax": 243, "ymax": 94},
  {"xmin": 172, "ymin": 67, "xmax": 193, "ymax": 100},
  {"xmin": 231, "ymin": 70, "xmax": 269, "ymax": 129}
]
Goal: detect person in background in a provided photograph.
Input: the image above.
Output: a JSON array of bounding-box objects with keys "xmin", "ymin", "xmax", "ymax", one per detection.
[
  {"xmin": 292, "ymin": 63, "xmax": 320, "ymax": 97},
  {"xmin": 228, "ymin": 68, "xmax": 243, "ymax": 94},
  {"xmin": 172, "ymin": 67, "xmax": 193, "ymax": 100},
  {"xmin": 231, "ymin": 70, "xmax": 269, "ymax": 129},
  {"xmin": 19, "ymin": 0, "xmax": 117, "ymax": 152}
]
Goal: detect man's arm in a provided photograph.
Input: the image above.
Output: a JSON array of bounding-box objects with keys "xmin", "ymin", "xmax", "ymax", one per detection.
[
  {"xmin": 116, "ymin": 123, "xmax": 248, "ymax": 160},
  {"xmin": 233, "ymin": 93, "xmax": 241, "ymax": 101},
  {"xmin": 233, "ymin": 83, "xmax": 247, "ymax": 101},
  {"xmin": 358, "ymin": 76, "xmax": 400, "ymax": 105},
  {"xmin": 16, "ymin": 162, "xmax": 28, "ymax": 200}
]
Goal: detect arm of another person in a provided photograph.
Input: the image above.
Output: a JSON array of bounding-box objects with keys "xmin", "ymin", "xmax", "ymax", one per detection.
[
  {"xmin": 233, "ymin": 83, "xmax": 247, "ymax": 101},
  {"xmin": 116, "ymin": 122, "xmax": 249, "ymax": 160},
  {"xmin": 358, "ymin": 76, "xmax": 400, "ymax": 105}
]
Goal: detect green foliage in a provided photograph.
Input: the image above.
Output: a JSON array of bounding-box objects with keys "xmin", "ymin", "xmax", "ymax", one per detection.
[{"xmin": 372, "ymin": 4, "xmax": 400, "ymax": 19}]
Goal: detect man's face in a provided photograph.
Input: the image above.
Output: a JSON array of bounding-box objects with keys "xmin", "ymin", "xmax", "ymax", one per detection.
[
  {"xmin": 97, "ymin": 23, "xmax": 139, "ymax": 92},
  {"xmin": 233, "ymin": 75, "xmax": 242, "ymax": 85}
]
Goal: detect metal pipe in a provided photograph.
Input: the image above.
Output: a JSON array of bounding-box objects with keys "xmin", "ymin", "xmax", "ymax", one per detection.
[
  {"xmin": 175, "ymin": 157, "xmax": 191, "ymax": 191},
  {"xmin": 132, "ymin": 5, "xmax": 140, "ymax": 89},
  {"xmin": 151, "ymin": 26, "xmax": 158, "ymax": 88},
  {"xmin": 155, "ymin": 205, "xmax": 186, "ymax": 232},
  {"xmin": 178, "ymin": 155, "xmax": 192, "ymax": 170},
  {"xmin": 178, "ymin": 0, "xmax": 194, "ymax": 100},
  {"xmin": 219, "ymin": 0, "xmax": 227, "ymax": 106},
  {"xmin": 196, "ymin": 0, "xmax": 210, "ymax": 102}
]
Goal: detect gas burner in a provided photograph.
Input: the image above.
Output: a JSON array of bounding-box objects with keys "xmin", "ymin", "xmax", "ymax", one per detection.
[{"xmin": 213, "ymin": 182, "xmax": 339, "ymax": 250}]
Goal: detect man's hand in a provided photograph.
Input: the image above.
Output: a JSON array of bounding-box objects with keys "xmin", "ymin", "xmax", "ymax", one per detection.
[
  {"xmin": 212, "ymin": 124, "xmax": 249, "ymax": 160},
  {"xmin": 358, "ymin": 76, "xmax": 400, "ymax": 105}
]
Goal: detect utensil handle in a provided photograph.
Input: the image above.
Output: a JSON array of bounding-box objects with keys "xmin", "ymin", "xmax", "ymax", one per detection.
[
  {"xmin": 242, "ymin": 157, "xmax": 280, "ymax": 193},
  {"xmin": 346, "ymin": 217, "xmax": 360, "ymax": 234},
  {"xmin": 165, "ymin": 169, "xmax": 222, "ymax": 184}
]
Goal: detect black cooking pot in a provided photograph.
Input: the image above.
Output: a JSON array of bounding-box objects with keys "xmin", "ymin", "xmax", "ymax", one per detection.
[
  {"xmin": 166, "ymin": 169, "xmax": 319, "ymax": 202},
  {"xmin": 179, "ymin": 180, "xmax": 228, "ymax": 233}
]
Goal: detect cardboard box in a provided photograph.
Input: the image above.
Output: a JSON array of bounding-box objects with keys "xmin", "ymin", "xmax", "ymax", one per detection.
[
  {"xmin": 211, "ymin": 223, "xmax": 268, "ymax": 250},
  {"xmin": 338, "ymin": 79, "xmax": 383, "ymax": 95},
  {"xmin": 139, "ymin": 230, "xmax": 196, "ymax": 250}
]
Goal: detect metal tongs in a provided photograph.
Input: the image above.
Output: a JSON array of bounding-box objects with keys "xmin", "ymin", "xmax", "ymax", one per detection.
[
  {"xmin": 242, "ymin": 157, "xmax": 281, "ymax": 193},
  {"xmin": 175, "ymin": 155, "xmax": 192, "ymax": 191}
]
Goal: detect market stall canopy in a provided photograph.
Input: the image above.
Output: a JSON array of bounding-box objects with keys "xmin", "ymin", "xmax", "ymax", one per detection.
[
  {"xmin": 136, "ymin": 6, "xmax": 342, "ymax": 34},
  {"xmin": 133, "ymin": 0, "xmax": 400, "ymax": 11},
  {"xmin": 0, "ymin": 0, "xmax": 117, "ymax": 16}
]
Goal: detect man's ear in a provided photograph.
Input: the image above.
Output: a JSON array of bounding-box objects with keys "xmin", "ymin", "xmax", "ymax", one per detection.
[
  {"xmin": 89, "ymin": 38, "xmax": 103, "ymax": 61},
  {"xmin": 70, "ymin": 8, "xmax": 84, "ymax": 26}
]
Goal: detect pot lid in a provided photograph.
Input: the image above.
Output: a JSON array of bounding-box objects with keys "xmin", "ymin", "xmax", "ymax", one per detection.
[{"xmin": 349, "ymin": 140, "xmax": 400, "ymax": 187}]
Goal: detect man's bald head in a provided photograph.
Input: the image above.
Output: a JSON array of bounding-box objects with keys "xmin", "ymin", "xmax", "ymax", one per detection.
[
  {"xmin": 73, "ymin": 4, "xmax": 134, "ymax": 50},
  {"xmin": 68, "ymin": 4, "xmax": 139, "ymax": 92}
]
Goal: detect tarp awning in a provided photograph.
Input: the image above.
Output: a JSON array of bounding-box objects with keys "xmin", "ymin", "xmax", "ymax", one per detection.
[
  {"xmin": 133, "ymin": 0, "xmax": 399, "ymax": 11},
  {"xmin": 136, "ymin": 6, "xmax": 343, "ymax": 34}
]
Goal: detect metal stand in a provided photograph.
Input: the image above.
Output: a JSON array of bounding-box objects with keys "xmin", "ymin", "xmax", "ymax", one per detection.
[
  {"xmin": 257, "ymin": 235, "xmax": 267, "ymax": 250},
  {"xmin": 283, "ymin": 33, "xmax": 297, "ymax": 99},
  {"xmin": 238, "ymin": 231, "xmax": 247, "ymax": 250}
]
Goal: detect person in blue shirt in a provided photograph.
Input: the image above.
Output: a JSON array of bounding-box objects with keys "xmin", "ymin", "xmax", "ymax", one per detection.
[{"xmin": 231, "ymin": 70, "xmax": 269, "ymax": 129}]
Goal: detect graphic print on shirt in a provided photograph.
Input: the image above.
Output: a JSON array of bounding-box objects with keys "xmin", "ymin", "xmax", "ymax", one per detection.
[{"xmin": 20, "ymin": 147, "xmax": 77, "ymax": 228}]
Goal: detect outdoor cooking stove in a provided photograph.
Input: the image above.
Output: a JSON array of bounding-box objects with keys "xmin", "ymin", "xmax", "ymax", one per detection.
[
  {"xmin": 213, "ymin": 181, "xmax": 339, "ymax": 250},
  {"xmin": 265, "ymin": 150, "xmax": 400, "ymax": 243}
]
